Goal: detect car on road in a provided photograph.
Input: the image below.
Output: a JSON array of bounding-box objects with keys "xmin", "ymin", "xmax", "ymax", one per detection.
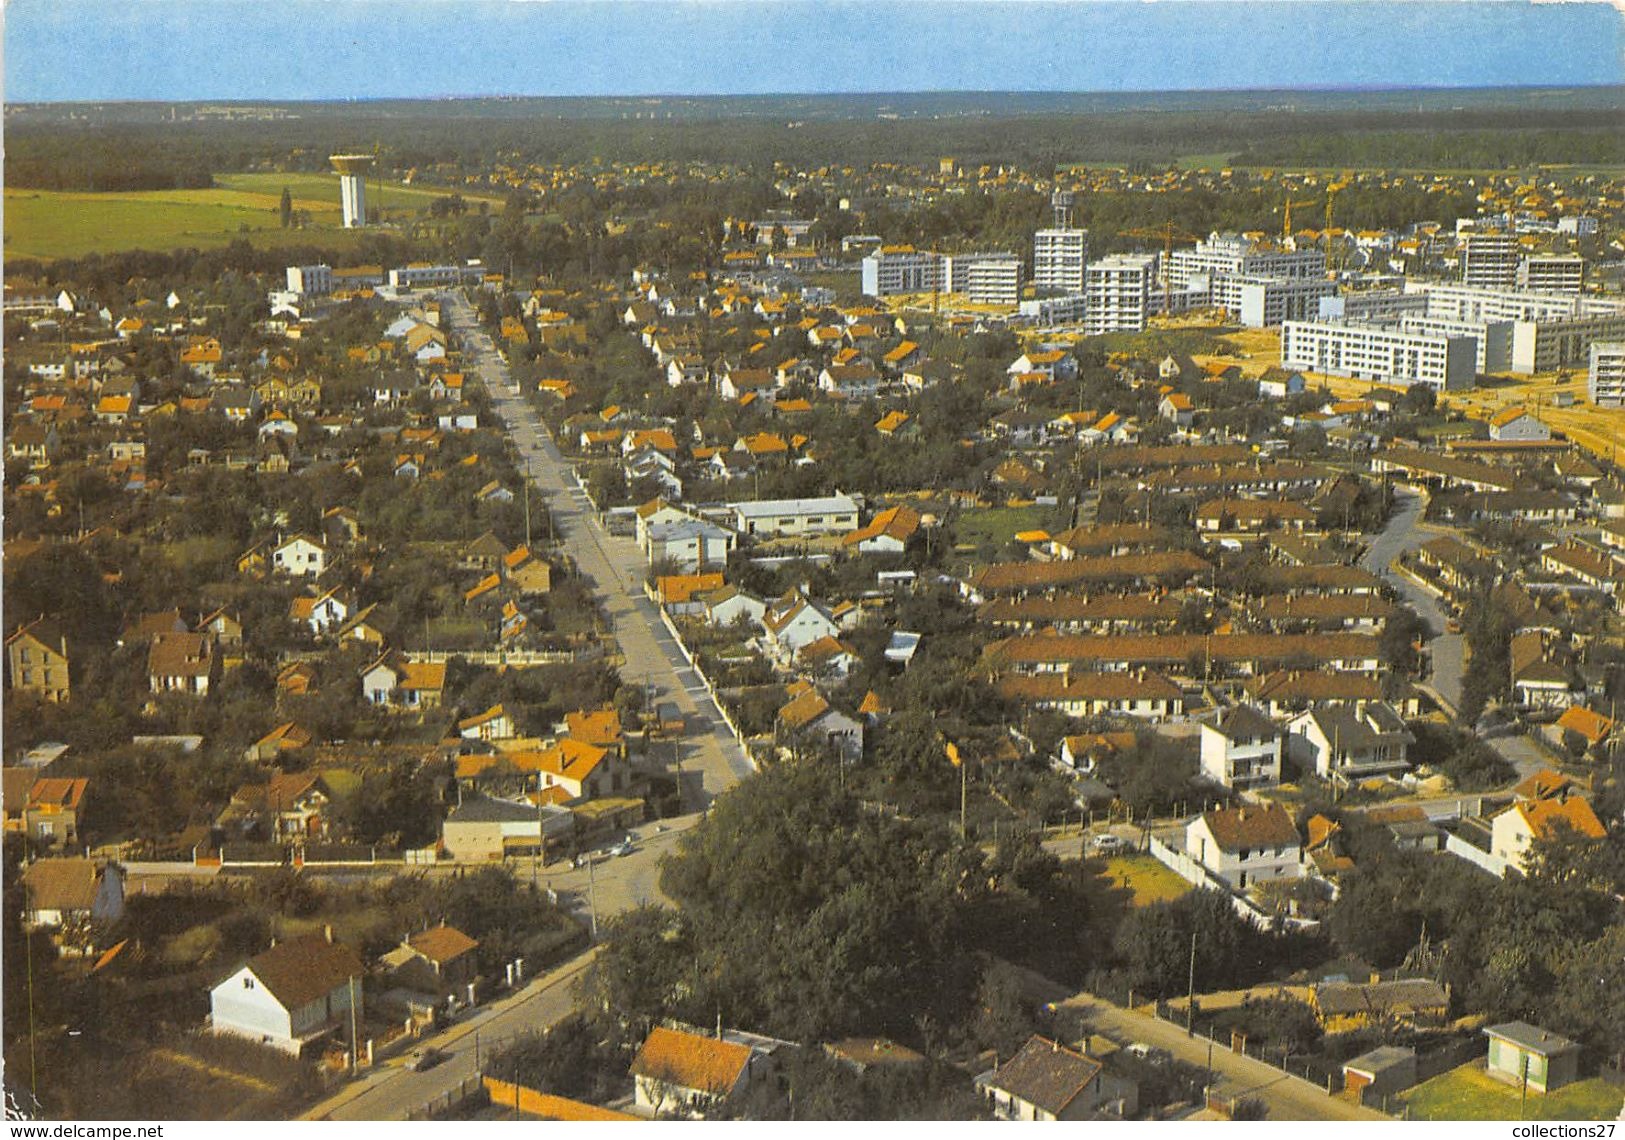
[
  {"xmin": 1126, "ymin": 1043, "xmax": 1170, "ymax": 1065},
  {"xmin": 1091, "ymin": 834, "xmax": 1131, "ymax": 855},
  {"xmin": 409, "ymin": 1047, "xmax": 448, "ymax": 1072},
  {"xmin": 611, "ymin": 841, "xmax": 634, "ymax": 857}
]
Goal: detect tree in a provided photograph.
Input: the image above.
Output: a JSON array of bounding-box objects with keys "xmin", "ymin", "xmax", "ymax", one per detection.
[{"xmin": 278, "ymin": 186, "xmax": 293, "ymax": 229}]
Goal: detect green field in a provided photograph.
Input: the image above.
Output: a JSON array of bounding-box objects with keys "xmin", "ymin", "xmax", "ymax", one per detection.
[
  {"xmin": 3, "ymin": 172, "xmax": 498, "ymax": 261},
  {"xmin": 1401, "ymin": 1063, "xmax": 1624, "ymax": 1122}
]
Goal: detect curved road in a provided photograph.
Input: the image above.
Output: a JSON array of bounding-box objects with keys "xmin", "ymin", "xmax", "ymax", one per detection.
[{"xmin": 1359, "ymin": 488, "xmax": 1463, "ymax": 713}]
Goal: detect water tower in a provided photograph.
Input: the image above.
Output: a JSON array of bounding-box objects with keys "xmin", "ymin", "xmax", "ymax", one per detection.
[{"xmin": 330, "ymin": 154, "xmax": 376, "ymax": 228}]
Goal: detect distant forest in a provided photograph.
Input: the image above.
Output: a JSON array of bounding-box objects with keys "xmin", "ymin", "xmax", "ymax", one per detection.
[{"xmin": 7, "ymin": 94, "xmax": 1624, "ymax": 193}]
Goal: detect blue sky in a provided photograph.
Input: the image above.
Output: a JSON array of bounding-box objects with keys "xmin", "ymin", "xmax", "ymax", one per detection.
[{"xmin": 5, "ymin": 1, "xmax": 1622, "ymax": 102}]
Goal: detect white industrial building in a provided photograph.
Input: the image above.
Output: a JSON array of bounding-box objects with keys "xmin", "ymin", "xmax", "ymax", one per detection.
[
  {"xmin": 1588, "ymin": 342, "xmax": 1625, "ymax": 408},
  {"xmin": 731, "ymin": 494, "xmax": 860, "ymax": 538},
  {"xmin": 1084, "ymin": 254, "xmax": 1157, "ymax": 335},
  {"xmin": 1282, "ymin": 320, "xmax": 1478, "ymax": 392},
  {"xmin": 1033, "ymin": 228, "xmax": 1089, "ymax": 294}
]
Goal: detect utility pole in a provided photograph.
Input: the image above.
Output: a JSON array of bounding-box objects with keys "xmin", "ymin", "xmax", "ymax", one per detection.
[
  {"xmin": 1186, "ymin": 929, "xmax": 1198, "ymax": 1036},
  {"xmin": 524, "ymin": 460, "xmax": 532, "ymax": 549},
  {"xmin": 586, "ymin": 853, "xmax": 599, "ymax": 940},
  {"xmin": 349, "ymin": 974, "xmax": 360, "ymax": 1072}
]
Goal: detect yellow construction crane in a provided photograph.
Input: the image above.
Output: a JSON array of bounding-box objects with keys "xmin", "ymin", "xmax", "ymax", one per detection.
[
  {"xmin": 1282, "ymin": 195, "xmax": 1319, "ymax": 241},
  {"xmin": 1122, "ymin": 223, "xmax": 1203, "ymax": 315},
  {"xmin": 1325, "ymin": 180, "xmax": 1351, "ymax": 261}
]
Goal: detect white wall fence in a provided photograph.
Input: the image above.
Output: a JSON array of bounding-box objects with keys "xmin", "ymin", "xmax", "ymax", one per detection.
[
  {"xmin": 655, "ymin": 606, "xmax": 755, "ymax": 762},
  {"xmin": 1147, "ymin": 834, "xmax": 1320, "ymax": 932},
  {"xmin": 405, "ymin": 648, "xmax": 585, "ymax": 666},
  {"xmin": 1442, "ymin": 832, "xmax": 1513, "ymax": 878}
]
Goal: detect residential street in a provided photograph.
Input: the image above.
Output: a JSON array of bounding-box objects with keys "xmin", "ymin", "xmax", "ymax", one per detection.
[
  {"xmin": 305, "ymin": 950, "xmax": 599, "ymax": 1120},
  {"xmin": 1360, "ymin": 488, "xmax": 1464, "ymax": 713},
  {"xmin": 445, "ymin": 293, "xmax": 755, "ymax": 803},
  {"xmin": 1057, "ymin": 991, "xmax": 1390, "ymax": 1121}
]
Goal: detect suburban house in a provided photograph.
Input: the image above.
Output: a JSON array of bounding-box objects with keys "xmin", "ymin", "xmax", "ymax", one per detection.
[
  {"xmin": 646, "ymin": 519, "xmax": 736, "ymax": 573},
  {"xmin": 1310, "ymin": 979, "xmax": 1451, "ymax": 1033},
  {"xmin": 630, "ymin": 1025, "xmax": 777, "ymax": 1118},
  {"xmin": 22, "ymin": 858, "xmax": 125, "ymax": 936},
  {"xmin": 1483, "ymin": 1022, "xmax": 1581, "ymax": 1094},
  {"xmin": 218, "ymin": 771, "xmax": 333, "ymax": 842},
  {"xmin": 1285, "ymin": 702, "xmax": 1412, "ymax": 782},
  {"xmin": 1487, "ymin": 408, "xmax": 1551, "ymax": 442},
  {"xmin": 776, "ymin": 686, "xmax": 864, "ymax": 762},
  {"xmin": 532, "ymin": 738, "xmax": 621, "ymax": 800},
  {"xmin": 272, "ymin": 534, "xmax": 328, "ymax": 577},
  {"xmin": 1199, "ymin": 704, "xmax": 1284, "ymax": 790},
  {"xmin": 380, "ymin": 923, "xmax": 482, "ymax": 1000},
  {"xmin": 976, "ymin": 1035, "xmax": 1135, "ymax": 1121},
  {"xmin": 360, "ymin": 653, "xmax": 446, "ymax": 710},
  {"xmin": 6, "ymin": 618, "xmax": 71, "ymax": 702},
  {"xmin": 208, "ymin": 930, "xmax": 365, "ymax": 1057},
  {"xmin": 147, "ymin": 632, "xmax": 219, "ymax": 696},
  {"xmin": 1489, "ymin": 791, "xmax": 1606, "ymax": 872},
  {"xmin": 2, "ymin": 772, "xmax": 90, "ymax": 847},
  {"xmin": 1185, "ymin": 803, "xmax": 1304, "ymax": 891},
  {"xmin": 995, "ymin": 669, "xmax": 1185, "ymax": 721},
  {"xmin": 761, "ymin": 593, "xmax": 842, "ymax": 664},
  {"xmin": 841, "ymin": 503, "xmax": 922, "ymax": 555},
  {"xmin": 458, "ymin": 704, "xmax": 517, "ymax": 741}
]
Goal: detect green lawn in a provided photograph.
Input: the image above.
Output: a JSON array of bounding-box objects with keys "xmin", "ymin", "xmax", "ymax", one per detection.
[
  {"xmin": 1402, "ymin": 1063, "xmax": 1625, "ymax": 1122},
  {"xmin": 954, "ymin": 505, "xmax": 1058, "ymax": 549},
  {"xmin": 214, "ymin": 171, "xmax": 504, "ymax": 209},
  {"xmin": 1101, "ymin": 855, "xmax": 1193, "ymax": 907}
]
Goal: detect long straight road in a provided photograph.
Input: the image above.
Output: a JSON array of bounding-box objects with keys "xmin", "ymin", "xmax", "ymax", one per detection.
[{"xmin": 445, "ymin": 293, "xmax": 753, "ymax": 803}]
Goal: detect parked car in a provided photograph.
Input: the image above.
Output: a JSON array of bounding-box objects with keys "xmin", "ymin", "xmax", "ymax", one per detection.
[
  {"xmin": 1091, "ymin": 834, "xmax": 1131, "ymax": 855},
  {"xmin": 410, "ymin": 1047, "xmax": 448, "ymax": 1072}
]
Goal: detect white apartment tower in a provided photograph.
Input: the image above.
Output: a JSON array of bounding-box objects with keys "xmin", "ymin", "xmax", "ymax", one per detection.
[
  {"xmin": 1459, "ymin": 230, "xmax": 1520, "ymax": 289},
  {"xmin": 1085, "ymin": 254, "xmax": 1157, "ymax": 336},
  {"xmin": 1590, "ymin": 342, "xmax": 1625, "ymax": 409},
  {"xmin": 1033, "ymin": 191, "xmax": 1088, "ymax": 295}
]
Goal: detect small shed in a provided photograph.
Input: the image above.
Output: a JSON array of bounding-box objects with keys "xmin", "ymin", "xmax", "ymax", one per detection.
[
  {"xmin": 1342, "ymin": 1045, "xmax": 1417, "ymax": 1099},
  {"xmin": 1484, "ymin": 1022, "xmax": 1581, "ymax": 1094}
]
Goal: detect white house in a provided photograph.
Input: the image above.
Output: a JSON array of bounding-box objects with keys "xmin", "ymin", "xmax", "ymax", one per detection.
[
  {"xmin": 1285, "ymin": 702, "xmax": 1412, "ymax": 782},
  {"xmin": 1489, "ymin": 793, "xmax": 1606, "ymax": 873},
  {"xmin": 646, "ymin": 519, "xmax": 736, "ymax": 573},
  {"xmin": 457, "ymin": 703, "xmax": 516, "ymax": 741},
  {"xmin": 1199, "ymin": 705, "xmax": 1284, "ymax": 791},
  {"xmin": 22, "ymin": 858, "xmax": 126, "ymax": 933},
  {"xmin": 1186, "ymin": 803, "xmax": 1304, "ymax": 891},
  {"xmin": 272, "ymin": 534, "xmax": 327, "ymax": 578},
  {"xmin": 703, "ymin": 586, "xmax": 768, "ymax": 630},
  {"xmin": 777, "ymin": 686, "xmax": 864, "ymax": 762},
  {"xmin": 1488, "ymin": 407, "xmax": 1551, "ymax": 442},
  {"xmin": 209, "ymin": 931, "xmax": 364, "ymax": 1056},
  {"xmin": 977, "ymin": 1035, "xmax": 1134, "ymax": 1121},
  {"xmin": 761, "ymin": 593, "xmax": 841, "ymax": 664},
  {"xmin": 630, "ymin": 1026, "xmax": 774, "ymax": 1119}
]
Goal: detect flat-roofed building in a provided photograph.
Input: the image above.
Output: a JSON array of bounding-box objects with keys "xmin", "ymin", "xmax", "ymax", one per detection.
[
  {"xmin": 731, "ymin": 494, "xmax": 859, "ymax": 538},
  {"xmin": 1518, "ymin": 254, "xmax": 1584, "ymax": 294},
  {"xmin": 1033, "ymin": 228, "xmax": 1088, "ymax": 294},
  {"xmin": 1282, "ymin": 320, "xmax": 1477, "ymax": 392},
  {"xmin": 1590, "ymin": 341, "xmax": 1625, "ymax": 408},
  {"xmin": 1085, "ymin": 254, "xmax": 1157, "ymax": 335}
]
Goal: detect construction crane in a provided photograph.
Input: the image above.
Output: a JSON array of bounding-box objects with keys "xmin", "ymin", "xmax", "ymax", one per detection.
[
  {"xmin": 1325, "ymin": 180, "xmax": 1351, "ymax": 268},
  {"xmin": 1281, "ymin": 195, "xmax": 1319, "ymax": 241},
  {"xmin": 1122, "ymin": 223, "xmax": 1203, "ymax": 315}
]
